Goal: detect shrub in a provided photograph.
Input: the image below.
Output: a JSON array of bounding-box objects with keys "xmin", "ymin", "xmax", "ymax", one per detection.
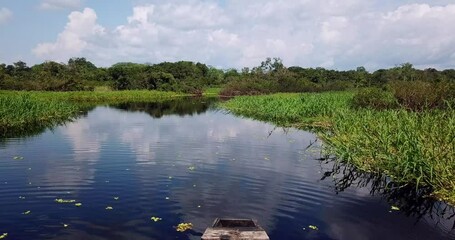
[
  {"xmin": 390, "ymin": 80, "xmax": 455, "ymax": 111},
  {"xmin": 350, "ymin": 88, "xmax": 398, "ymax": 110}
]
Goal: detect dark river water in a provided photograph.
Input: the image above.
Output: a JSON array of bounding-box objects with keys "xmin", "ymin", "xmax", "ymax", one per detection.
[{"xmin": 0, "ymin": 98, "xmax": 454, "ymax": 240}]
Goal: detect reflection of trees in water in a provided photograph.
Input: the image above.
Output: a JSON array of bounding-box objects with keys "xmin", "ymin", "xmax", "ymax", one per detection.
[
  {"xmin": 111, "ymin": 97, "xmax": 219, "ymax": 119},
  {"xmin": 320, "ymin": 157, "xmax": 455, "ymax": 229}
]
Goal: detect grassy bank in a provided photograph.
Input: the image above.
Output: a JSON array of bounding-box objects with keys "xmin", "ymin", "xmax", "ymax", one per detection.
[
  {"xmin": 0, "ymin": 93, "xmax": 79, "ymax": 137},
  {"xmin": 0, "ymin": 90, "xmax": 190, "ymax": 138},
  {"xmin": 220, "ymin": 92, "xmax": 455, "ymax": 205}
]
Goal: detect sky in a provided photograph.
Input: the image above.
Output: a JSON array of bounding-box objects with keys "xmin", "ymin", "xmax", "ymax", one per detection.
[{"xmin": 1, "ymin": 0, "xmax": 455, "ymax": 70}]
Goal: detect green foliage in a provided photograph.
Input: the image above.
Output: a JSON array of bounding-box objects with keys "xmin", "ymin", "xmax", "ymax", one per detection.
[{"xmin": 351, "ymin": 88, "xmax": 398, "ymax": 110}]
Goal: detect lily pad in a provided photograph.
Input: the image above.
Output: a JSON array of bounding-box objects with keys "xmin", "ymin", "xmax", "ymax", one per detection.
[
  {"xmin": 151, "ymin": 216, "xmax": 162, "ymax": 222},
  {"xmin": 308, "ymin": 225, "xmax": 318, "ymax": 230},
  {"xmin": 391, "ymin": 206, "xmax": 400, "ymax": 211},
  {"xmin": 176, "ymin": 223, "xmax": 193, "ymax": 232},
  {"xmin": 55, "ymin": 199, "xmax": 76, "ymax": 203}
]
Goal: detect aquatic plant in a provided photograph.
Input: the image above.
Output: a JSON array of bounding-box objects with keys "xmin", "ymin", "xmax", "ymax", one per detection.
[
  {"xmin": 176, "ymin": 223, "xmax": 193, "ymax": 232},
  {"xmin": 55, "ymin": 199, "xmax": 76, "ymax": 203}
]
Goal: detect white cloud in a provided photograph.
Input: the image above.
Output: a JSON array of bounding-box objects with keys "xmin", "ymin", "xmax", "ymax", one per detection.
[
  {"xmin": 40, "ymin": 0, "xmax": 82, "ymax": 10},
  {"xmin": 32, "ymin": 1, "xmax": 455, "ymax": 70},
  {"xmin": 0, "ymin": 8, "xmax": 12, "ymax": 25},
  {"xmin": 33, "ymin": 8, "xmax": 105, "ymax": 62}
]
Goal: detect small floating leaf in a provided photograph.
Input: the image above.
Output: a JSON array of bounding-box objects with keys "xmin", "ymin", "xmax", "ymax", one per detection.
[
  {"xmin": 151, "ymin": 216, "xmax": 162, "ymax": 222},
  {"xmin": 22, "ymin": 210, "xmax": 31, "ymax": 215},
  {"xmin": 114, "ymin": 197, "xmax": 119, "ymax": 200},
  {"xmin": 105, "ymin": 206, "xmax": 113, "ymax": 210},
  {"xmin": 391, "ymin": 206, "xmax": 400, "ymax": 211},
  {"xmin": 0, "ymin": 233, "xmax": 7, "ymax": 239},
  {"xmin": 74, "ymin": 203, "xmax": 82, "ymax": 207},
  {"xmin": 176, "ymin": 223, "xmax": 193, "ymax": 232},
  {"xmin": 308, "ymin": 225, "xmax": 318, "ymax": 230},
  {"xmin": 55, "ymin": 199, "xmax": 76, "ymax": 203}
]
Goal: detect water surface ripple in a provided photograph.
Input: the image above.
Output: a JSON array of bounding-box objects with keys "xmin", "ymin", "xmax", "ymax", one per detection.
[{"xmin": 0, "ymin": 100, "xmax": 454, "ymax": 240}]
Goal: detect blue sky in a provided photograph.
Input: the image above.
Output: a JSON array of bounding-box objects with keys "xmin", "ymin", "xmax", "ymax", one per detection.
[{"xmin": 1, "ymin": 0, "xmax": 455, "ymax": 70}]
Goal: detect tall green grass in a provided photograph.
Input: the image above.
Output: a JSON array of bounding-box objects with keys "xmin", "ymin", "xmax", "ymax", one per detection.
[
  {"xmin": 0, "ymin": 93, "xmax": 79, "ymax": 137},
  {"xmin": 221, "ymin": 92, "xmax": 455, "ymax": 204},
  {"xmin": 0, "ymin": 90, "xmax": 190, "ymax": 138},
  {"xmin": 321, "ymin": 109, "xmax": 455, "ymax": 203},
  {"xmin": 221, "ymin": 92, "xmax": 352, "ymax": 128}
]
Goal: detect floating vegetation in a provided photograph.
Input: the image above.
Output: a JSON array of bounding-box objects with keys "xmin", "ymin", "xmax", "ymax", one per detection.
[
  {"xmin": 151, "ymin": 217, "xmax": 162, "ymax": 222},
  {"xmin": 105, "ymin": 206, "xmax": 113, "ymax": 210},
  {"xmin": 55, "ymin": 199, "xmax": 76, "ymax": 203},
  {"xmin": 22, "ymin": 210, "xmax": 31, "ymax": 215},
  {"xmin": 74, "ymin": 203, "xmax": 82, "ymax": 207},
  {"xmin": 391, "ymin": 206, "xmax": 400, "ymax": 211},
  {"xmin": 0, "ymin": 233, "xmax": 7, "ymax": 239},
  {"xmin": 308, "ymin": 225, "xmax": 318, "ymax": 230},
  {"xmin": 176, "ymin": 223, "xmax": 193, "ymax": 232}
]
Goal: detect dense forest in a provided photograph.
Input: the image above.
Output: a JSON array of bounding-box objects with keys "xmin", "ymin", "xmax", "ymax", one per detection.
[{"xmin": 1, "ymin": 57, "xmax": 454, "ymax": 97}]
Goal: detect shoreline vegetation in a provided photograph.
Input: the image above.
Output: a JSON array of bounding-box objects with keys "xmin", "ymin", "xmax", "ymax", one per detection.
[
  {"xmin": 0, "ymin": 90, "xmax": 191, "ymax": 138},
  {"xmin": 1, "ymin": 57, "xmax": 454, "ymax": 205},
  {"xmin": 220, "ymin": 92, "xmax": 455, "ymax": 205}
]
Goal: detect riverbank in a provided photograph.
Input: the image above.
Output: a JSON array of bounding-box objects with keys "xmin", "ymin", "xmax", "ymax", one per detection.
[{"xmin": 220, "ymin": 92, "xmax": 455, "ymax": 205}]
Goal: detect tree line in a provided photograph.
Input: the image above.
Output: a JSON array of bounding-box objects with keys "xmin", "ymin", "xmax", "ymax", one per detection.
[{"xmin": 1, "ymin": 57, "xmax": 454, "ymax": 94}]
